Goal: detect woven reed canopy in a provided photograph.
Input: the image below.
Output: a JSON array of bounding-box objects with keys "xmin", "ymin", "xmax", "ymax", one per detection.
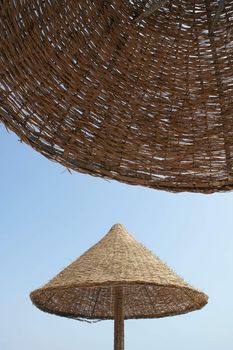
[
  {"xmin": 1, "ymin": 1, "xmax": 233, "ymax": 193},
  {"xmin": 30, "ymin": 224, "xmax": 208, "ymax": 349}
]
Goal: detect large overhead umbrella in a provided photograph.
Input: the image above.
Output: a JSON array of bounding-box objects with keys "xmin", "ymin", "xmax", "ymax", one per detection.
[
  {"xmin": 30, "ymin": 224, "xmax": 208, "ymax": 349},
  {"xmin": 1, "ymin": 1, "xmax": 233, "ymax": 193}
]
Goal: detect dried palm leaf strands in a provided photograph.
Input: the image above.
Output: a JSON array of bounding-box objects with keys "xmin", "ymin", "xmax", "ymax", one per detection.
[
  {"xmin": 30, "ymin": 224, "xmax": 208, "ymax": 350},
  {"xmin": 1, "ymin": 1, "xmax": 233, "ymax": 193}
]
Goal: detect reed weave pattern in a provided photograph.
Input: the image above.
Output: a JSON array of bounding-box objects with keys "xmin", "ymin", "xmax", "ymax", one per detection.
[
  {"xmin": 1, "ymin": 1, "xmax": 233, "ymax": 193},
  {"xmin": 30, "ymin": 224, "xmax": 208, "ymax": 320}
]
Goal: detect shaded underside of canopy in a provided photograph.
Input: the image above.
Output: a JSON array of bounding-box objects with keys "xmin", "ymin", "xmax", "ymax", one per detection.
[
  {"xmin": 31, "ymin": 283, "xmax": 208, "ymax": 320},
  {"xmin": 1, "ymin": 0, "xmax": 233, "ymax": 193}
]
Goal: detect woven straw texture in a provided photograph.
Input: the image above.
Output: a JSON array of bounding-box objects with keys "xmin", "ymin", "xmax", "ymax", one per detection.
[
  {"xmin": 1, "ymin": 1, "xmax": 233, "ymax": 193},
  {"xmin": 30, "ymin": 224, "xmax": 208, "ymax": 320}
]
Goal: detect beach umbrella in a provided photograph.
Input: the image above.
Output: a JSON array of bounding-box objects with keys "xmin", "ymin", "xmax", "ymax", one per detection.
[
  {"xmin": 30, "ymin": 224, "xmax": 208, "ymax": 349},
  {"xmin": 1, "ymin": 1, "xmax": 233, "ymax": 194}
]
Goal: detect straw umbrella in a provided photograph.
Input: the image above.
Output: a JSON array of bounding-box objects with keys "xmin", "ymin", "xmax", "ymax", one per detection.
[
  {"xmin": 30, "ymin": 224, "xmax": 208, "ymax": 349},
  {"xmin": 1, "ymin": 1, "xmax": 233, "ymax": 193}
]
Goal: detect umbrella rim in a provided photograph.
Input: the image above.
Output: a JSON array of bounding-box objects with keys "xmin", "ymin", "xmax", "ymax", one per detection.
[
  {"xmin": 29, "ymin": 303, "xmax": 207, "ymax": 321},
  {"xmin": 30, "ymin": 281, "xmax": 208, "ymax": 320}
]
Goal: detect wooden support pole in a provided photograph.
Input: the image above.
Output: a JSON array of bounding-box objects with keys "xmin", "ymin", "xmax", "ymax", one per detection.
[
  {"xmin": 113, "ymin": 286, "xmax": 124, "ymax": 350},
  {"xmin": 210, "ymin": 0, "xmax": 225, "ymax": 35},
  {"xmin": 135, "ymin": 0, "xmax": 169, "ymax": 22}
]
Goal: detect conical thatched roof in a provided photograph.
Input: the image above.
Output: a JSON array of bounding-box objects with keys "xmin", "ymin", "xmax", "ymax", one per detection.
[
  {"xmin": 1, "ymin": 1, "xmax": 233, "ymax": 193},
  {"xmin": 30, "ymin": 224, "xmax": 208, "ymax": 320}
]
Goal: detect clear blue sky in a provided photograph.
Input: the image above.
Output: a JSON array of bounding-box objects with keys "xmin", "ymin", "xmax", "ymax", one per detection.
[{"xmin": 0, "ymin": 125, "xmax": 233, "ymax": 350}]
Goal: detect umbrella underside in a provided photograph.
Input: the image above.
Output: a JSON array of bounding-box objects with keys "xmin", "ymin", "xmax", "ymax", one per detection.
[
  {"xmin": 31, "ymin": 283, "xmax": 207, "ymax": 320},
  {"xmin": 1, "ymin": 0, "xmax": 233, "ymax": 193}
]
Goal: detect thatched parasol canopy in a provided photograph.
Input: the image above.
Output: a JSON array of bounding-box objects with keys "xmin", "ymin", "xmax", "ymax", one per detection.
[
  {"xmin": 30, "ymin": 224, "xmax": 208, "ymax": 349},
  {"xmin": 1, "ymin": 1, "xmax": 233, "ymax": 193}
]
